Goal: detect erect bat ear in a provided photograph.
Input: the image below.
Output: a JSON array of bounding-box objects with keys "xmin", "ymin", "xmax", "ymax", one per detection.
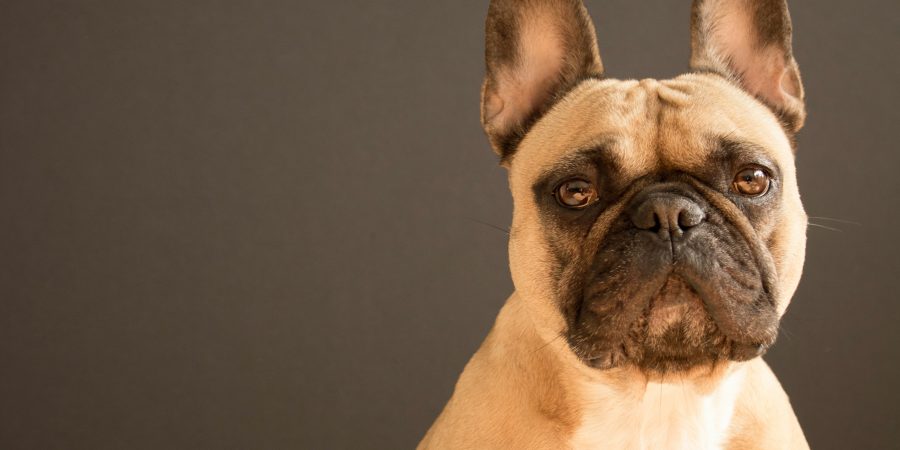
[
  {"xmin": 690, "ymin": 0, "xmax": 806, "ymax": 133},
  {"xmin": 481, "ymin": 0, "xmax": 603, "ymax": 161}
]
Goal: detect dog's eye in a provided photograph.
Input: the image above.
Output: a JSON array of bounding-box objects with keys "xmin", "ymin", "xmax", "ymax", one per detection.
[
  {"xmin": 733, "ymin": 167, "xmax": 770, "ymax": 197},
  {"xmin": 555, "ymin": 179, "xmax": 598, "ymax": 208}
]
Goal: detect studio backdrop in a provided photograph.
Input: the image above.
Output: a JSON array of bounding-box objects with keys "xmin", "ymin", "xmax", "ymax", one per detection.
[{"xmin": 1, "ymin": 1, "xmax": 897, "ymax": 449}]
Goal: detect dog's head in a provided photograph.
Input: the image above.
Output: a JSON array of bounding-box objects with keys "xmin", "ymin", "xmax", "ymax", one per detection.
[{"xmin": 481, "ymin": 0, "xmax": 807, "ymax": 374}]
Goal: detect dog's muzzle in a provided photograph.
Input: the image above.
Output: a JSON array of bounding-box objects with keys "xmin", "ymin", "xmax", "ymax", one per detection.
[{"xmin": 564, "ymin": 180, "xmax": 779, "ymax": 373}]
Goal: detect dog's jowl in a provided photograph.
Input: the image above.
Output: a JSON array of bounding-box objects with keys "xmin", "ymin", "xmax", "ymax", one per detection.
[{"xmin": 420, "ymin": 1, "xmax": 809, "ymax": 448}]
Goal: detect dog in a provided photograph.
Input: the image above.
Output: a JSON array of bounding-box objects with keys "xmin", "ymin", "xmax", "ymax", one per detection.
[{"xmin": 419, "ymin": 0, "xmax": 810, "ymax": 448}]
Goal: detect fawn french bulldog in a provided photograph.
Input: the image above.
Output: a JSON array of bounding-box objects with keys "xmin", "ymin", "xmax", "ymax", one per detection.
[{"xmin": 420, "ymin": 0, "xmax": 809, "ymax": 448}]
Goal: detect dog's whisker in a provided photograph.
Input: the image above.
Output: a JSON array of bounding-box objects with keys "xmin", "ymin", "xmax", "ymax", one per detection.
[
  {"xmin": 807, "ymin": 222, "xmax": 842, "ymax": 232},
  {"xmin": 777, "ymin": 323, "xmax": 794, "ymax": 341},
  {"xmin": 533, "ymin": 333, "xmax": 564, "ymax": 355},
  {"xmin": 466, "ymin": 217, "xmax": 510, "ymax": 235},
  {"xmin": 807, "ymin": 215, "xmax": 861, "ymax": 226},
  {"xmin": 658, "ymin": 382, "xmax": 664, "ymax": 420}
]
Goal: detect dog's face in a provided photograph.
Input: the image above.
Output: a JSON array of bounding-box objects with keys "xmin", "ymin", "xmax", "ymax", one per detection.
[{"xmin": 481, "ymin": 0, "xmax": 807, "ymax": 374}]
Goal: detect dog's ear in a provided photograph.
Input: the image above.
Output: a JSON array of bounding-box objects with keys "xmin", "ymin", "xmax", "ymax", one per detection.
[
  {"xmin": 690, "ymin": 0, "xmax": 805, "ymax": 132},
  {"xmin": 481, "ymin": 0, "xmax": 603, "ymax": 160}
]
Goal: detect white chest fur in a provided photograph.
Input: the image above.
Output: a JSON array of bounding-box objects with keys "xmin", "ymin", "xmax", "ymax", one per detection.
[{"xmin": 569, "ymin": 368, "xmax": 745, "ymax": 450}]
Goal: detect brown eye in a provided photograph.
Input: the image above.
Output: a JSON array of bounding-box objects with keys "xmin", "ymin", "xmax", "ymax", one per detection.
[
  {"xmin": 556, "ymin": 179, "xmax": 598, "ymax": 208},
  {"xmin": 733, "ymin": 167, "xmax": 771, "ymax": 197}
]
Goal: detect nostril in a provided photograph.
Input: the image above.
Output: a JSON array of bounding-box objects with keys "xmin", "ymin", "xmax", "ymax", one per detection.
[
  {"xmin": 631, "ymin": 203, "xmax": 662, "ymax": 231},
  {"xmin": 648, "ymin": 212, "xmax": 662, "ymax": 233}
]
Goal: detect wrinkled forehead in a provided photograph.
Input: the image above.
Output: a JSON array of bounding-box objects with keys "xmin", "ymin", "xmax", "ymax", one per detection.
[{"xmin": 509, "ymin": 73, "xmax": 796, "ymax": 186}]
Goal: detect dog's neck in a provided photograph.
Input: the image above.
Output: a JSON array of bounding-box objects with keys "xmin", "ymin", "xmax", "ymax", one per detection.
[
  {"xmin": 500, "ymin": 292, "xmax": 748, "ymax": 450},
  {"xmin": 569, "ymin": 363, "xmax": 746, "ymax": 449}
]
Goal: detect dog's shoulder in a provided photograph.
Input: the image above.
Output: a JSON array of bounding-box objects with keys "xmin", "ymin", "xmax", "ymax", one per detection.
[{"xmin": 723, "ymin": 359, "xmax": 810, "ymax": 450}]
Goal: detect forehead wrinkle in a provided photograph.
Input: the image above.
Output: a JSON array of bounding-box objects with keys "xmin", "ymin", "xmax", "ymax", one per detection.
[
  {"xmin": 513, "ymin": 79, "xmax": 655, "ymax": 184},
  {"xmin": 596, "ymin": 80, "xmax": 660, "ymax": 177},
  {"xmin": 656, "ymin": 79, "xmax": 746, "ymax": 172},
  {"xmin": 665, "ymin": 73, "xmax": 795, "ymax": 165},
  {"xmin": 534, "ymin": 141, "xmax": 619, "ymax": 181},
  {"xmin": 516, "ymin": 73, "xmax": 798, "ymax": 188}
]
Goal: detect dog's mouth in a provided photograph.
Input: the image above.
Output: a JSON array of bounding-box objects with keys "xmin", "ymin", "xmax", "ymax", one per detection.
[
  {"xmin": 619, "ymin": 274, "xmax": 734, "ymax": 372},
  {"xmin": 567, "ymin": 234, "xmax": 779, "ymax": 374},
  {"xmin": 579, "ymin": 273, "xmax": 721, "ymax": 372}
]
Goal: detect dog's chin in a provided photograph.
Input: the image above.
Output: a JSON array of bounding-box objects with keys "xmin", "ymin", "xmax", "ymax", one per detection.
[
  {"xmin": 625, "ymin": 276, "xmax": 726, "ymax": 373},
  {"xmin": 582, "ymin": 275, "xmax": 768, "ymax": 374}
]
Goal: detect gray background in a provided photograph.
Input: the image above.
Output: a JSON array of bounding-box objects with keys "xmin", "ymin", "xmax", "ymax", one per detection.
[{"xmin": 1, "ymin": 1, "xmax": 897, "ymax": 449}]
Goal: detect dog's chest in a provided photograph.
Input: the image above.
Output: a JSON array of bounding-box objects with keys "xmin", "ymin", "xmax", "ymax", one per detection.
[{"xmin": 569, "ymin": 373, "xmax": 744, "ymax": 450}]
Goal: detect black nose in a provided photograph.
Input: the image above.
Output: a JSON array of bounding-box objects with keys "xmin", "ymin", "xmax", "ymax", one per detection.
[{"xmin": 629, "ymin": 192, "xmax": 705, "ymax": 240}]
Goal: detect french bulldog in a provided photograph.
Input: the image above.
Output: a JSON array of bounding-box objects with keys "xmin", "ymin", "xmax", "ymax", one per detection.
[{"xmin": 420, "ymin": 0, "xmax": 810, "ymax": 448}]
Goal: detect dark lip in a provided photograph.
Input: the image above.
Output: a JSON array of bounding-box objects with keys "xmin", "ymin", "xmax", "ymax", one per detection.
[
  {"xmin": 573, "ymin": 263, "xmax": 775, "ymax": 372},
  {"xmin": 658, "ymin": 265, "xmax": 776, "ymax": 346}
]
